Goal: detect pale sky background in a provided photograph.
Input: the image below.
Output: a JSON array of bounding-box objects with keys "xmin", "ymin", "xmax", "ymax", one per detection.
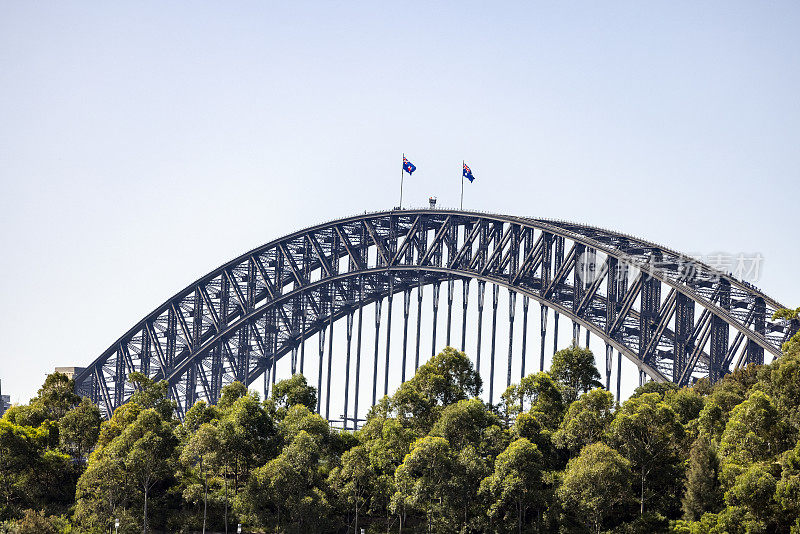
[{"xmin": 1, "ymin": 2, "xmax": 799, "ymax": 409}]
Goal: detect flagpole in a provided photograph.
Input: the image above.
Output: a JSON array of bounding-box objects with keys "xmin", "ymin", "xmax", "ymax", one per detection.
[
  {"xmin": 400, "ymin": 153, "xmax": 405, "ymax": 209},
  {"xmin": 460, "ymin": 160, "xmax": 464, "ymax": 210}
]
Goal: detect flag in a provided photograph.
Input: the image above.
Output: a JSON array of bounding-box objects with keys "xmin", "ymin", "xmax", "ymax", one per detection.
[
  {"xmin": 403, "ymin": 156, "xmax": 416, "ymax": 175},
  {"xmin": 463, "ymin": 162, "xmax": 475, "ymax": 182}
]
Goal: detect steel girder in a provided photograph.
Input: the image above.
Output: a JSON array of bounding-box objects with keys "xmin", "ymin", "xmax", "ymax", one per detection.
[{"xmin": 74, "ymin": 209, "xmax": 797, "ymax": 419}]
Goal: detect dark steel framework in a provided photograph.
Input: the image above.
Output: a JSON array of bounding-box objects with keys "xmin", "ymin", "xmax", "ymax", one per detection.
[{"xmin": 74, "ymin": 210, "xmax": 797, "ymax": 421}]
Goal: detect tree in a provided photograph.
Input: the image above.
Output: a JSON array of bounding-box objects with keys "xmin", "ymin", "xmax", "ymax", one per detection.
[
  {"xmin": 216, "ymin": 390, "xmax": 276, "ymax": 531},
  {"xmin": 108, "ymin": 408, "xmax": 177, "ymax": 534},
  {"xmin": 759, "ymin": 347, "xmax": 800, "ymax": 436},
  {"xmin": 480, "ymin": 437, "xmax": 546, "ymax": 534},
  {"xmin": 552, "ymin": 388, "xmax": 614, "ymax": 455},
  {"xmin": 240, "ymin": 430, "xmax": 331, "ymax": 533},
  {"xmin": 549, "ymin": 345, "xmax": 602, "ymax": 405},
  {"xmin": 392, "ymin": 436, "xmax": 456, "ymax": 533},
  {"xmin": 8, "ymin": 509, "xmax": 68, "ymax": 534},
  {"xmin": 503, "ymin": 372, "xmax": 565, "ymax": 430},
  {"xmin": 681, "ymin": 435, "xmax": 723, "ymax": 521},
  {"xmin": 630, "ymin": 380, "xmax": 678, "ymax": 400},
  {"xmin": 126, "ymin": 373, "xmax": 176, "ymax": 421},
  {"xmin": 430, "ymin": 397, "xmax": 499, "ymax": 452},
  {"xmin": 724, "ymin": 462, "xmax": 779, "ymax": 528},
  {"xmin": 75, "ymin": 375, "xmax": 177, "ymax": 534},
  {"xmin": 74, "ymin": 404, "xmax": 139, "ymax": 531},
  {"xmin": 392, "ymin": 347, "xmax": 482, "ymax": 432},
  {"xmin": 0, "ymin": 420, "xmax": 46, "ymax": 519},
  {"xmin": 358, "ymin": 402, "xmax": 416, "ymax": 530},
  {"xmin": 609, "ymin": 392, "xmax": 684, "ymax": 516},
  {"xmin": 773, "ymin": 307, "xmax": 800, "ymax": 359},
  {"xmin": 776, "ymin": 441, "xmax": 800, "ymax": 531},
  {"xmin": 558, "ymin": 442, "xmax": 632, "ymax": 534},
  {"xmin": 30, "ymin": 372, "xmax": 80, "ymax": 422},
  {"xmin": 270, "ymin": 374, "xmax": 317, "ymax": 416},
  {"xmin": 328, "ymin": 444, "xmax": 373, "ymax": 534},
  {"xmin": 58, "ymin": 396, "xmax": 101, "ymax": 462},
  {"xmin": 278, "ymin": 404, "xmax": 331, "ymax": 448},
  {"xmin": 719, "ymin": 390, "xmax": 787, "ymax": 486},
  {"xmin": 180, "ymin": 422, "xmax": 220, "ymax": 534},
  {"xmin": 176, "ymin": 400, "xmax": 219, "ymax": 443},
  {"xmin": 665, "ymin": 387, "xmax": 706, "ymax": 427},
  {"xmin": 430, "ymin": 398, "xmax": 499, "ymax": 530}
]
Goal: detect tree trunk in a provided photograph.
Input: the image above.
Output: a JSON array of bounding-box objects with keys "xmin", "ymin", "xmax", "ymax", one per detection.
[
  {"xmin": 143, "ymin": 486, "xmax": 148, "ymax": 534},
  {"xmin": 224, "ymin": 469, "xmax": 229, "ymax": 533},
  {"xmin": 640, "ymin": 468, "xmax": 645, "ymax": 515},
  {"xmin": 202, "ymin": 468, "xmax": 208, "ymax": 534}
]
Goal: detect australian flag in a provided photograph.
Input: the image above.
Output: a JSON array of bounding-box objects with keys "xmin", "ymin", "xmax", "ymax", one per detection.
[
  {"xmin": 463, "ymin": 162, "xmax": 475, "ymax": 182},
  {"xmin": 403, "ymin": 156, "xmax": 416, "ymax": 175}
]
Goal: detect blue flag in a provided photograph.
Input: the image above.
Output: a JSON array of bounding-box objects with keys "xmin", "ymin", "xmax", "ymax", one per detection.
[
  {"xmin": 463, "ymin": 162, "xmax": 475, "ymax": 182},
  {"xmin": 403, "ymin": 156, "xmax": 416, "ymax": 175}
]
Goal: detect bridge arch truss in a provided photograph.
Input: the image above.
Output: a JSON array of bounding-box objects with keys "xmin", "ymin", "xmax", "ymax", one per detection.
[{"xmin": 75, "ymin": 210, "xmax": 797, "ymax": 421}]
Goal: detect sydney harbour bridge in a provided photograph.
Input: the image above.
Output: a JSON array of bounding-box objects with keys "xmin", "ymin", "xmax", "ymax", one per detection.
[{"xmin": 74, "ymin": 209, "xmax": 798, "ymax": 424}]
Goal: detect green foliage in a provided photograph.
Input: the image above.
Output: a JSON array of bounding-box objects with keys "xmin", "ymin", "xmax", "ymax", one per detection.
[
  {"xmin": 718, "ymin": 390, "xmax": 787, "ymax": 485},
  {"xmin": 504, "ymin": 371, "xmax": 565, "ymax": 430},
  {"xmin": 430, "ymin": 397, "xmax": 499, "ymax": 451},
  {"xmin": 631, "ymin": 380, "xmax": 678, "ymax": 400},
  {"xmin": 126, "ymin": 372, "xmax": 176, "ymax": 421},
  {"xmin": 558, "ymin": 442, "xmax": 633, "ymax": 534},
  {"xmin": 0, "ymin": 373, "xmax": 85, "ymax": 521},
  {"xmin": 5, "ymin": 509, "xmax": 70, "ymax": 534},
  {"xmin": 240, "ymin": 430, "xmax": 331, "ymax": 533},
  {"xmin": 664, "ymin": 387, "xmax": 705, "ymax": 427},
  {"xmin": 681, "ymin": 435, "xmax": 723, "ymax": 521},
  {"xmin": 393, "ymin": 435, "xmax": 457, "ymax": 532},
  {"xmin": 550, "ymin": 345, "xmax": 603, "ymax": 404},
  {"xmin": 610, "ymin": 392, "xmax": 685, "ymax": 516},
  {"xmin": 58, "ymin": 397, "xmax": 101, "ymax": 461},
  {"xmin": 480, "ymin": 437, "xmax": 546, "ymax": 533},
  {"xmin": 553, "ymin": 388, "xmax": 614, "ymax": 455},
  {"xmin": 327, "ymin": 444, "xmax": 373, "ymax": 533},
  {"xmin": 391, "ymin": 346, "xmax": 482, "ymax": 432},
  {"xmin": 270, "ymin": 373, "xmax": 317, "ymax": 416},
  {"xmin": 9, "ymin": 326, "xmax": 800, "ymax": 533}
]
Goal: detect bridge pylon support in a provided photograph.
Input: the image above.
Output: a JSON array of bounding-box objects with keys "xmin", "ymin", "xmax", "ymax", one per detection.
[
  {"xmin": 489, "ymin": 284, "xmax": 499, "ymax": 404},
  {"xmin": 326, "ymin": 314, "xmax": 335, "ymax": 420},
  {"xmin": 553, "ymin": 311, "xmax": 560, "ymax": 355},
  {"xmin": 372, "ymin": 298, "xmax": 382, "ymax": 406},
  {"xmin": 343, "ymin": 312, "xmax": 354, "ymax": 430},
  {"xmin": 431, "ymin": 282, "xmax": 441, "ymax": 358},
  {"xmin": 540, "ymin": 305, "xmax": 548, "ymax": 372},
  {"xmin": 476, "ymin": 281, "xmax": 486, "ymax": 374},
  {"xmin": 507, "ymin": 290, "xmax": 516, "ymax": 390},
  {"xmin": 316, "ymin": 327, "xmax": 325, "ymax": 413},
  {"xmin": 402, "ymin": 289, "xmax": 411, "ymax": 382},
  {"xmin": 461, "ymin": 280, "xmax": 469, "ymax": 352},
  {"xmin": 384, "ymin": 292, "xmax": 393, "ymax": 397},
  {"xmin": 415, "ymin": 283, "xmax": 423, "ymax": 371},
  {"xmin": 446, "ymin": 279, "xmax": 454, "ymax": 347},
  {"xmin": 521, "ymin": 296, "xmax": 529, "ymax": 380}
]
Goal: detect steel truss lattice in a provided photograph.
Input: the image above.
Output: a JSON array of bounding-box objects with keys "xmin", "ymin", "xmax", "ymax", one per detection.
[{"xmin": 75, "ymin": 210, "xmax": 799, "ymax": 420}]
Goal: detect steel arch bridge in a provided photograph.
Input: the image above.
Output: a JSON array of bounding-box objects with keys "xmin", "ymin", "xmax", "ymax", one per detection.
[{"xmin": 75, "ymin": 209, "xmax": 797, "ymax": 422}]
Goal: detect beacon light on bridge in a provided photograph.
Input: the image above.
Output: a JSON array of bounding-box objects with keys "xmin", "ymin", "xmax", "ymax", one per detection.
[{"xmin": 74, "ymin": 209, "xmax": 798, "ymax": 422}]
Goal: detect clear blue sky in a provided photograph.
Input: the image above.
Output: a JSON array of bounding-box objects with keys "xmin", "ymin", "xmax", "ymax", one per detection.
[{"xmin": 1, "ymin": 2, "xmax": 798, "ymax": 405}]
